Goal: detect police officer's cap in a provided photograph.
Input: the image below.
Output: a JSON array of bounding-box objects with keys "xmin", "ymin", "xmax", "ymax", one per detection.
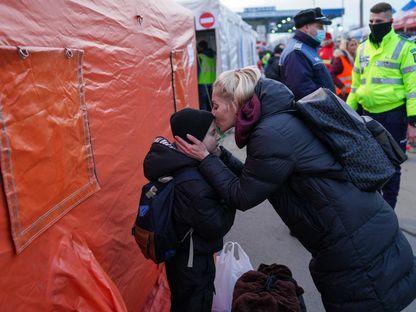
[{"xmin": 294, "ymin": 7, "xmax": 332, "ymax": 29}]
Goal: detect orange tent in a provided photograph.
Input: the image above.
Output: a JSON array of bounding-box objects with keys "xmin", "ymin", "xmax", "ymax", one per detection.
[{"xmin": 0, "ymin": 0, "xmax": 197, "ymax": 310}]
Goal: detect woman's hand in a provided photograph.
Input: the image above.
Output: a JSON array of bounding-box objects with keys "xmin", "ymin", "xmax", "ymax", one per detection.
[{"xmin": 175, "ymin": 134, "xmax": 210, "ymax": 161}]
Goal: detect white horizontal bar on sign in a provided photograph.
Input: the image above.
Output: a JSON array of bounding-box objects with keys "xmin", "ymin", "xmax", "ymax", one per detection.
[{"xmin": 200, "ymin": 17, "xmax": 214, "ymax": 24}]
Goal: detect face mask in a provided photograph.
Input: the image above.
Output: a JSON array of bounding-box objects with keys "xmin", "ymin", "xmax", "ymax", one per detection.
[
  {"xmin": 314, "ymin": 29, "xmax": 326, "ymax": 43},
  {"xmin": 369, "ymin": 22, "xmax": 392, "ymax": 44}
]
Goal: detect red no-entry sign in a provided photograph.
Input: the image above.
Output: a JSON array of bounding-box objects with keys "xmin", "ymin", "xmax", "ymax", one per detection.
[{"xmin": 199, "ymin": 12, "xmax": 215, "ymax": 29}]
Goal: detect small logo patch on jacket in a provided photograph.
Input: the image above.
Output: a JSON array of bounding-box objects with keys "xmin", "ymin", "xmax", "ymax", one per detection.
[{"xmin": 154, "ymin": 136, "xmax": 176, "ymax": 149}]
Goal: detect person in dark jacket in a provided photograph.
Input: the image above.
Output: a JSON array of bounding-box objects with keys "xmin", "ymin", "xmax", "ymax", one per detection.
[
  {"xmin": 280, "ymin": 8, "xmax": 335, "ymax": 100},
  {"xmin": 143, "ymin": 108, "xmax": 236, "ymax": 312},
  {"xmin": 264, "ymin": 44, "xmax": 284, "ymax": 81},
  {"xmin": 175, "ymin": 66, "xmax": 416, "ymax": 312}
]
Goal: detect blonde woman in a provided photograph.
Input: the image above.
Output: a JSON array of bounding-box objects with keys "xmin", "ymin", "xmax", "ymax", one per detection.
[
  {"xmin": 175, "ymin": 67, "xmax": 416, "ymax": 311},
  {"xmin": 330, "ymin": 38, "xmax": 358, "ymax": 100}
]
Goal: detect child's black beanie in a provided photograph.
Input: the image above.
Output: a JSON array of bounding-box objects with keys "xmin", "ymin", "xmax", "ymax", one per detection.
[{"xmin": 170, "ymin": 108, "xmax": 214, "ymax": 143}]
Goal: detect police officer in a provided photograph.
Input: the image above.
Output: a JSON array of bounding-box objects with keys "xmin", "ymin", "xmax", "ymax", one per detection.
[
  {"xmin": 347, "ymin": 2, "xmax": 416, "ymax": 209},
  {"xmin": 279, "ymin": 7, "xmax": 335, "ymax": 101},
  {"xmin": 197, "ymin": 40, "xmax": 216, "ymax": 111}
]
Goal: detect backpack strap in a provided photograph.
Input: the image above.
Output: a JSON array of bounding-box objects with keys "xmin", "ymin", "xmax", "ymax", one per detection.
[
  {"xmin": 181, "ymin": 228, "xmax": 194, "ymax": 268},
  {"xmin": 174, "ymin": 168, "xmax": 201, "ymax": 268},
  {"xmin": 278, "ymin": 108, "xmax": 297, "ymax": 114}
]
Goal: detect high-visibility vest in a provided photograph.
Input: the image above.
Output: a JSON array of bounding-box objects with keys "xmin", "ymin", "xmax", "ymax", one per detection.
[
  {"xmin": 198, "ymin": 53, "xmax": 216, "ymax": 85},
  {"xmin": 336, "ymin": 55, "xmax": 353, "ymax": 95},
  {"xmin": 347, "ymin": 29, "xmax": 416, "ymax": 115}
]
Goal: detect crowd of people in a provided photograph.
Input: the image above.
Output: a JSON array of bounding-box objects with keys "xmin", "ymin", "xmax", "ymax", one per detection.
[
  {"xmin": 260, "ymin": 18, "xmax": 357, "ymax": 102},
  {"xmin": 140, "ymin": 2, "xmax": 416, "ymax": 312},
  {"xmin": 260, "ymin": 3, "xmax": 416, "ymax": 209}
]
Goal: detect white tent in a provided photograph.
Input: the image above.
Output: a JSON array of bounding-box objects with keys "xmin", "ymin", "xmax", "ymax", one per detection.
[{"xmin": 178, "ymin": 0, "xmax": 257, "ymax": 75}]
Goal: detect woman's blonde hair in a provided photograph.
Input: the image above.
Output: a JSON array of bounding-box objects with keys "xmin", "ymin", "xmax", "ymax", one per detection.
[
  {"xmin": 213, "ymin": 66, "xmax": 261, "ymax": 109},
  {"xmin": 339, "ymin": 38, "xmax": 358, "ymax": 52}
]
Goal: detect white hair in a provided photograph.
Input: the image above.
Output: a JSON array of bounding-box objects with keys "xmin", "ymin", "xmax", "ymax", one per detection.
[{"xmin": 213, "ymin": 66, "xmax": 261, "ymax": 109}]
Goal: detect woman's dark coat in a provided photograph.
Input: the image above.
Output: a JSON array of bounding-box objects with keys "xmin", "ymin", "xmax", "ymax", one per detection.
[{"xmin": 199, "ymin": 78, "xmax": 416, "ymax": 311}]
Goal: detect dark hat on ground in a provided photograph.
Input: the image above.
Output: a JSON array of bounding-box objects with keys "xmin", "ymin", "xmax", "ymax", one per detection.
[
  {"xmin": 294, "ymin": 7, "xmax": 332, "ymax": 29},
  {"xmin": 170, "ymin": 108, "xmax": 214, "ymax": 143}
]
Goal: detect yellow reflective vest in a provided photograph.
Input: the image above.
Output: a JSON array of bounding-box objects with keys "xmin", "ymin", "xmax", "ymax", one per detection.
[
  {"xmin": 198, "ymin": 53, "xmax": 216, "ymax": 85},
  {"xmin": 347, "ymin": 29, "xmax": 416, "ymax": 117}
]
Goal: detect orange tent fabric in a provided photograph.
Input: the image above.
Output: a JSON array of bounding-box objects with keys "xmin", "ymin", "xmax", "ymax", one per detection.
[
  {"xmin": 0, "ymin": 47, "xmax": 101, "ymax": 254},
  {"xmin": 0, "ymin": 0, "xmax": 198, "ymax": 310}
]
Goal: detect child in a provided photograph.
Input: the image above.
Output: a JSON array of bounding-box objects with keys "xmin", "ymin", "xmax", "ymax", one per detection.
[{"xmin": 143, "ymin": 108, "xmax": 236, "ymax": 312}]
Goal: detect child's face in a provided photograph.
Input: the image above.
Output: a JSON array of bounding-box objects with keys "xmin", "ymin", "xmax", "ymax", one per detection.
[{"xmin": 202, "ymin": 121, "xmax": 220, "ymax": 153}]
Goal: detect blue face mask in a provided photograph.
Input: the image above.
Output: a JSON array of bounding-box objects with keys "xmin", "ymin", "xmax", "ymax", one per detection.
[{"xmin": 315, "ymin": 29, "xmax": 326, "ymax": 43}]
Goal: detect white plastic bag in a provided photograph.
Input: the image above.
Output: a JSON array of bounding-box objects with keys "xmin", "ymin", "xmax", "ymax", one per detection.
[{"xmin": 212, "ymin": 242, "xmax": 253, "ymax": 312}]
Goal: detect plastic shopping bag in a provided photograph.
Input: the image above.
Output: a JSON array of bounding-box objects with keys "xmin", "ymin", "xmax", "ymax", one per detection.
[{"xmin": 212, "ymin": 242, "xmax": 253, "ymax": 312}]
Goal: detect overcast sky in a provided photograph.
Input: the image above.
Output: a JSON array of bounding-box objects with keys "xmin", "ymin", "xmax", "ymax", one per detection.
[{"xmin": 222, "ymin": 0, "xmax": 410, "ymax": 29}]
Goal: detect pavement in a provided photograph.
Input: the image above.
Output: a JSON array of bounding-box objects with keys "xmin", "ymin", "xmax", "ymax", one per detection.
[{"xmin": 222, "ymin": 132, "xmax": 416, "ymax": 312}]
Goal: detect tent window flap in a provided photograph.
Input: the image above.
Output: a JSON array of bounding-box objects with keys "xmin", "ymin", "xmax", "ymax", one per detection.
[{"xmin": 0, "ymin": 46, "xmax": 100, "ymax": 253}]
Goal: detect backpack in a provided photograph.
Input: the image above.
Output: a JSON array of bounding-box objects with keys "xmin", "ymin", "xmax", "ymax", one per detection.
[
  {"xmin": 295, "ymin": 88, "xmax": 407, "ymax": 192},
  {"xmin": 132, "ymin": 169, "xmax": 201, "ymax": 265}
]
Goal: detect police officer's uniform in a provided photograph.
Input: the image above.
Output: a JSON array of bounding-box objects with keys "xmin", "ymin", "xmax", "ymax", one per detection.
[{"xmin": 347, "ymin": 28, "xmax": 416, "ymax": 208}]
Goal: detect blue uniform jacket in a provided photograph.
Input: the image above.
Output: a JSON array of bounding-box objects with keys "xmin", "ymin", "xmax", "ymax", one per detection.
[{"xmin": 280, "ymin": 30, "xmax": 335, "ymax": 100}]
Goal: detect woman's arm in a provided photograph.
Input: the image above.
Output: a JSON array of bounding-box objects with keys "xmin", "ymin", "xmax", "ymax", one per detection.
[
  {"xmin": 184, "ymin": 183, "xmax": 236, "ymax": 240},
  {"xmin": 176, "ymin": 128, "xmax": 295, "ymax": 211},
  {"xmin": 218, "ymin": 146, "xmax": 244, "ymax": 176}
]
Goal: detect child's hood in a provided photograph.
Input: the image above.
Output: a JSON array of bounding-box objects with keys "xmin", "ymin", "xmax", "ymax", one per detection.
[{"xmin": 143, "ymin": 137, "xmax": 199, "ymax": 181}]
